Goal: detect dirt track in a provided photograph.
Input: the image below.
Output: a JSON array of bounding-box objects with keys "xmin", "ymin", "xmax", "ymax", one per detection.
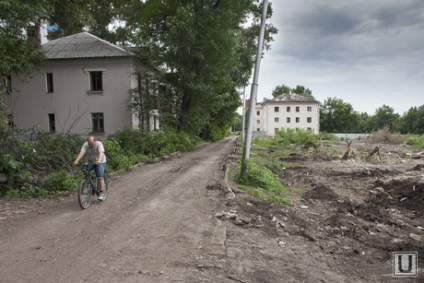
[{"xmin": 1, "ymin": 136, "xmax": 424, "ymax": 283}]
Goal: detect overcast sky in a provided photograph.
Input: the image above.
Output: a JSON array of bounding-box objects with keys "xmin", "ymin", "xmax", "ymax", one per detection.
[{"xmin": 251, "ymin": 0, "xmax": 424, "ymax": 115}]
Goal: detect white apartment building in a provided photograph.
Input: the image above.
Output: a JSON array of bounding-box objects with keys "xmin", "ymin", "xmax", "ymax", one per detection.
[{"xmin": 254, "ymin": 93, "xmax": 320, "ymax": 135}]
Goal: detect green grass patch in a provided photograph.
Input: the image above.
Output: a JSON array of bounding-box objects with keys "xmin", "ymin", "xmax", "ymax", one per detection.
[
  {"xmin": 407, "ymin": 135, "xmax": 424, "ymax": 149},
  {"xmin": 238, "ymin": 160, "xmax": 290, "ymax": 204}
]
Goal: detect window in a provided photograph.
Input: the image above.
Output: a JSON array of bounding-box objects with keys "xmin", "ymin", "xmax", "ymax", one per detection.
[
  {"xmin": 286, "ymin": 106, "xmax": 291, "ymax": 112},
  {"xmin": 257, "ymin": 111, "xmax": 260, "ymax": 115},
  {"xmin": 286, "ymin": 117, "xmax": 291, "ymax": 123},
  {"xmin": 5, "ymin": 75, "xmax": 11, "ymax": 95},
  {"xmin": 275, "ymin": 128, "xmax": 279, "ymax": 133},
  {"xmin": 274, "ymin": 117, "xmax": 279, "ymax": 122},
  {"xmin": 48, "ymin": 113, "xmax": 55, "ymax": 132},
  {"xmin": 307, "ymin": 127, "xmax": 312, "ymax": 132},
  {"xmin": 46, "ymin": 73, "xmax": 54, "ymax": 93},
  {"xmin": 257, "ymin": 120, "xmax": 260, "ymax": 124},
  {"xmin": 296, "ymin": 106, "xmax": 300, "ymax": 112},
  {"xmin": 274, "ymin": 107, "xmax": 279, "ymax": 112},
  {"xmin": 307, "ymin": 106, "xmax": 312, "ymax": 112},
  {"xmin": 91, "ymin": 113, "xmax": 104, "ymax": 133},
  {"xmin": 90, "ymin": 71, "xmax": 103, "ymax": 91},
  {"xmin": 296, "ymin": 117, "xmax": 300, "ymax": 123},
  {"xmin": 257, "ymin": 128, "xmax": 260, "ymax": 131},
  {"xmin": 307, "ymin": 117, "xmax": 312, "ymax": 123}
]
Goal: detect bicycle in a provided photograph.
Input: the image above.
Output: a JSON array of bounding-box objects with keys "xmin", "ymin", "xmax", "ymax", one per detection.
[{"xmin": 77, "ymin": 162, "xmax": 108, "ymax": 209}]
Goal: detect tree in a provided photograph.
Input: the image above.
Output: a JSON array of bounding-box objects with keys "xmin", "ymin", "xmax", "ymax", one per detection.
[
  {"xmin": 0, "ymin": 0, "xmax": 52, "ymax": 80},
  {"xmin": 292, "ymin": 85, "xmax": 315, "ymax": 100},
  {"xmin": 133, "ymin": 0, "xmax": 277, "ymax": 137},
  {"xmin": 271, "ymin": 84, "xmax": 291, "ymax": 97},
  {"xmin": 271, "ymin": 84, "xmax": 315, "ymax": 100},
  {"xmin": 398, "ymin": 105, "xmax": 424, "ymax": 134},
  {"xmin": 368, "ymin": 105, "xmax": 400, "ymax": 132},
  {"xmin": 320, "ymin": 97, "xmax": 360, "ymax": 133}
]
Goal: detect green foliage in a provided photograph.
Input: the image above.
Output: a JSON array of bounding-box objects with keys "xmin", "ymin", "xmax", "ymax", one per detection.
[
  {"xmin": 320, "ymin": 97, "xmax": 360, "ymax": 133},
  {"xmin": 271, "ymin": 84, "xmax": 315, "ymax": 100},
  {"xmin": 407, "ymin": 135, "xmax": 424, "ymax": 149},
  {"xmin": 275, "ymin": 128, "xmax": 316, "ymax": 146},
  {"xmin": 207, "ymin": 126, "xmax": 228, "ymax": 142},
  {"xmin": 103, "ymin": 138, "xmax": 132, "ymax": 172},
  {"xmin": 43, "ymin": 170, "xmax": 78, "ymax": 193},
  {"xmin": 238, "ymin": 160, "xmax": 289, "ymax": 204},
  {"xmin": 134, "ymin": 0, "xmax": 277, "ymax": 137},
  {"xmin": 0, "ymin": 0, "xmax": 51, "ymax": 78}
]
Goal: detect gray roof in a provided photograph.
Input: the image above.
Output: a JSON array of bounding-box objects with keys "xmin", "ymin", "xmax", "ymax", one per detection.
[
  {"xmin": 264, "ymin": 93, "xmax": 319, "ymax": 103},
  {"xmin": 42, "ymin": 32, "xmax": 133, "ymax": 59}
]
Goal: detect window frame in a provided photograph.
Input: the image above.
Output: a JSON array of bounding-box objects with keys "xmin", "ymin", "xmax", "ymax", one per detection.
[
  {"xmin": 91, "ymin": 112, "xmax": 104, "ymax": 133},
  {"xmin": 46, "ymin": 73, "xmax": 54, "ymax": 93},
  {"xmin": 48, "ymin": 113, "xmax": 56, "ymax": 132}
]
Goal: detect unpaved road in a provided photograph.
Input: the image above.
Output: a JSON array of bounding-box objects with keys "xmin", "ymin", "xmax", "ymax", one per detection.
[
  {"xmin": 1, "ymin": 137, "xmax": 236, "ymax": 283},
  {"xmin": 1, "ymin": 136, "xmax": 424, "ymax": 283}
]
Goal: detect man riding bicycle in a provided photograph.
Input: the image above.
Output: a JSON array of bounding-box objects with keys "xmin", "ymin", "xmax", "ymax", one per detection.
[{"xmin": 73, "ymin": 136, "xmax": 107, "ymax": 200}]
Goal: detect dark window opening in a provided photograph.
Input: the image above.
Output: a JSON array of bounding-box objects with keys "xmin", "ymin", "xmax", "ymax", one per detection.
[
  {"xmin": 90, "ymin": 71, "xmax": 103, "ymax": 91},
  {"xmin": 91, "ymin": 113, "xmax": 104, "ymax": 133},
  {"xmin": 48, "ymin": 113, "xmax": 55, "ymax": 132},
  {"xmin": 46, "ymin": 73, "xmax": 54, "ymax": 93}
]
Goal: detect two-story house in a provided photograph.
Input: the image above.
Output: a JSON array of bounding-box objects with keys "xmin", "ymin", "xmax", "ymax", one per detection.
[
  {"xmin": 254, "ymin": 93, "xmax": 320, "ymax": 135},
  {"xmin": 4, "ymin": 32, "xmax": 163, "ymax": 137}
]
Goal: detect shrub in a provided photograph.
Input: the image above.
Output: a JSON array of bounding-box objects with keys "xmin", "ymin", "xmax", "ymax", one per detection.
[
  {"xmin": 368, "ymin": 126, "xmax": 405, "ymax": 144},
  {"xmin": 275, "ymin": 128, "xmax": 316, "ymax": 146},
  {"xmin": 43, "ymin": 170, "xmax": 78, "ymax": 193},
  {"xmin": 103, "ymin": 138, "xmax": 132, "ymax": 172}
]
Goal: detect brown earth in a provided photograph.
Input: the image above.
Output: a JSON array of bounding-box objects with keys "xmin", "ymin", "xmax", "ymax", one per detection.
[{"xmin": 1, "ymin": 136, "xmax": 424, "ymax": 283}]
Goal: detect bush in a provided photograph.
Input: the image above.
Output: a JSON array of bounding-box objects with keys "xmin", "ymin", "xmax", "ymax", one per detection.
[
  {"xmin": 275, "ymin": 128, "xmax": 316, "ymax": 146},
  {"xmin": 43, "ymin": 170, "xmax": 78, "ymax": 193},
  {"xmin": 103, "ymin": 138, "xmax": 132, "ymax": 172},
  {"xmin": 368, "ymin": 126, "xmax": 405, "ymax": 144}
]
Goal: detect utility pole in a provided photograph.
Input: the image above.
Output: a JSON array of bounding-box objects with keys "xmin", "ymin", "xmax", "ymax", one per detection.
[
  {"xmin": 240, "ymin": 0, "xmax": 268, "ymax": 178},
  {"xmin": 241, "ymin": 85, "xmax": 246, "ymax": 142}
]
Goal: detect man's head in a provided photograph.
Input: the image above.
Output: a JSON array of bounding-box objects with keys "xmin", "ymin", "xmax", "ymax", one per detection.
[{"xmin": 87, "ymin": 136, "xmax": 96, "ymax": 148}]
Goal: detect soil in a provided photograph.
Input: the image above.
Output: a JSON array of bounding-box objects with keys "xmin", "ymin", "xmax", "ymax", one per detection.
[{"xmin": 1, "ymin": 136, "xmax": 424, "ymax": 283}]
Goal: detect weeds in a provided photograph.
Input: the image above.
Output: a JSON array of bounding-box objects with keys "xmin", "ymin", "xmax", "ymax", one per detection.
[{"xmin": 367, "ymin": 126, "xmax": 406, "ymax": 144}]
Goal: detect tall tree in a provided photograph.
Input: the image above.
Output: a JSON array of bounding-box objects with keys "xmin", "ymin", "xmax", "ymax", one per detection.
[
  {"xmin": 369, "ymin": 105, "xmax": 400, "ymax": 132},
  {"xmin": 398, "ymin": 105, "xmax": 424, "ymax": 134},
  {"xmin": 134, "ymin": 0, "xmax": 277, "ymax": 137},
  {"xmin": 320, "ymin": 97, "xmax": 360, "ymax": 133},
  {"xmin": 0, "ymin": 0, "xmax": 52, "ymax": 80}
]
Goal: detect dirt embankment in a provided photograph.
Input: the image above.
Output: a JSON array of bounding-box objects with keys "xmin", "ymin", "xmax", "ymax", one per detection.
[{"xmin": 1, "ymin": 137, "xmax": 424, "ymax": 283}]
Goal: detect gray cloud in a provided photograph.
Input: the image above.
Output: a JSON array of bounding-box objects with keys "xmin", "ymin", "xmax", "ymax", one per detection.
[{"xmin": 255, "ymin": 0, "xmax": 424, "ymax": 114}]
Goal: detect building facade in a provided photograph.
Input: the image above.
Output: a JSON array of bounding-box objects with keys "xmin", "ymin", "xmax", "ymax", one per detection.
[
  {"xmin": 254, "ymin": 93, "xmax": 320, "ymax": 135},
  {"xmin": 4, "ymin": 32, "xmax": 162, "ymax": 137}
]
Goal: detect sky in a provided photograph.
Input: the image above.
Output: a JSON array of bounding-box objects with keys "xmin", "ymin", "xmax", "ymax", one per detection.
[{"xmin": 250, "ymin": 0, "xmax": 424, "ymax": 115}]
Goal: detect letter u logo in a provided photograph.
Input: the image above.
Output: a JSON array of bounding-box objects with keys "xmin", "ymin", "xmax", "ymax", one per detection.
[{"xmin": 397, "ymin": 255, "xmax": 413, "ymax": 273}]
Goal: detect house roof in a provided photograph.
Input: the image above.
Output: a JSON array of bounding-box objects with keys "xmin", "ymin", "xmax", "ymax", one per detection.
[
  {"xmin": 263, "ymin": 93, "xmax": 319, "ymax": 104},
  {"xmin": 42, "ymin": 32, "xmax": 133, "ymax": 59}
]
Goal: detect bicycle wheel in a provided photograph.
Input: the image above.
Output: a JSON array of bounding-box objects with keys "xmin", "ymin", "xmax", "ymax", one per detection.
[
  {"xmin": 98, "ymin": 177, "xmax": 108, "ymax": 201},
  {"xmin": 78, "ymin": 178, "xmax": 92, "ymax": 209}
]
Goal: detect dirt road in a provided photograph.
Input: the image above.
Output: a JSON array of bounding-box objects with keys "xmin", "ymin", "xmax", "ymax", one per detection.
[
  {"xmin": 1, "ymin": 137, "xmax": 423, "ymax": 283},
  {"xmin": 0, "ymin": 137, "xmax": 237, "ymax": 283}
]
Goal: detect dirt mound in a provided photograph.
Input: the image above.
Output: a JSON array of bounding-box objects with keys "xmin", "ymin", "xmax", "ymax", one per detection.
[{"xmin": 303, "ymin": 184, "xmax": 338, "ymax": 200}]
